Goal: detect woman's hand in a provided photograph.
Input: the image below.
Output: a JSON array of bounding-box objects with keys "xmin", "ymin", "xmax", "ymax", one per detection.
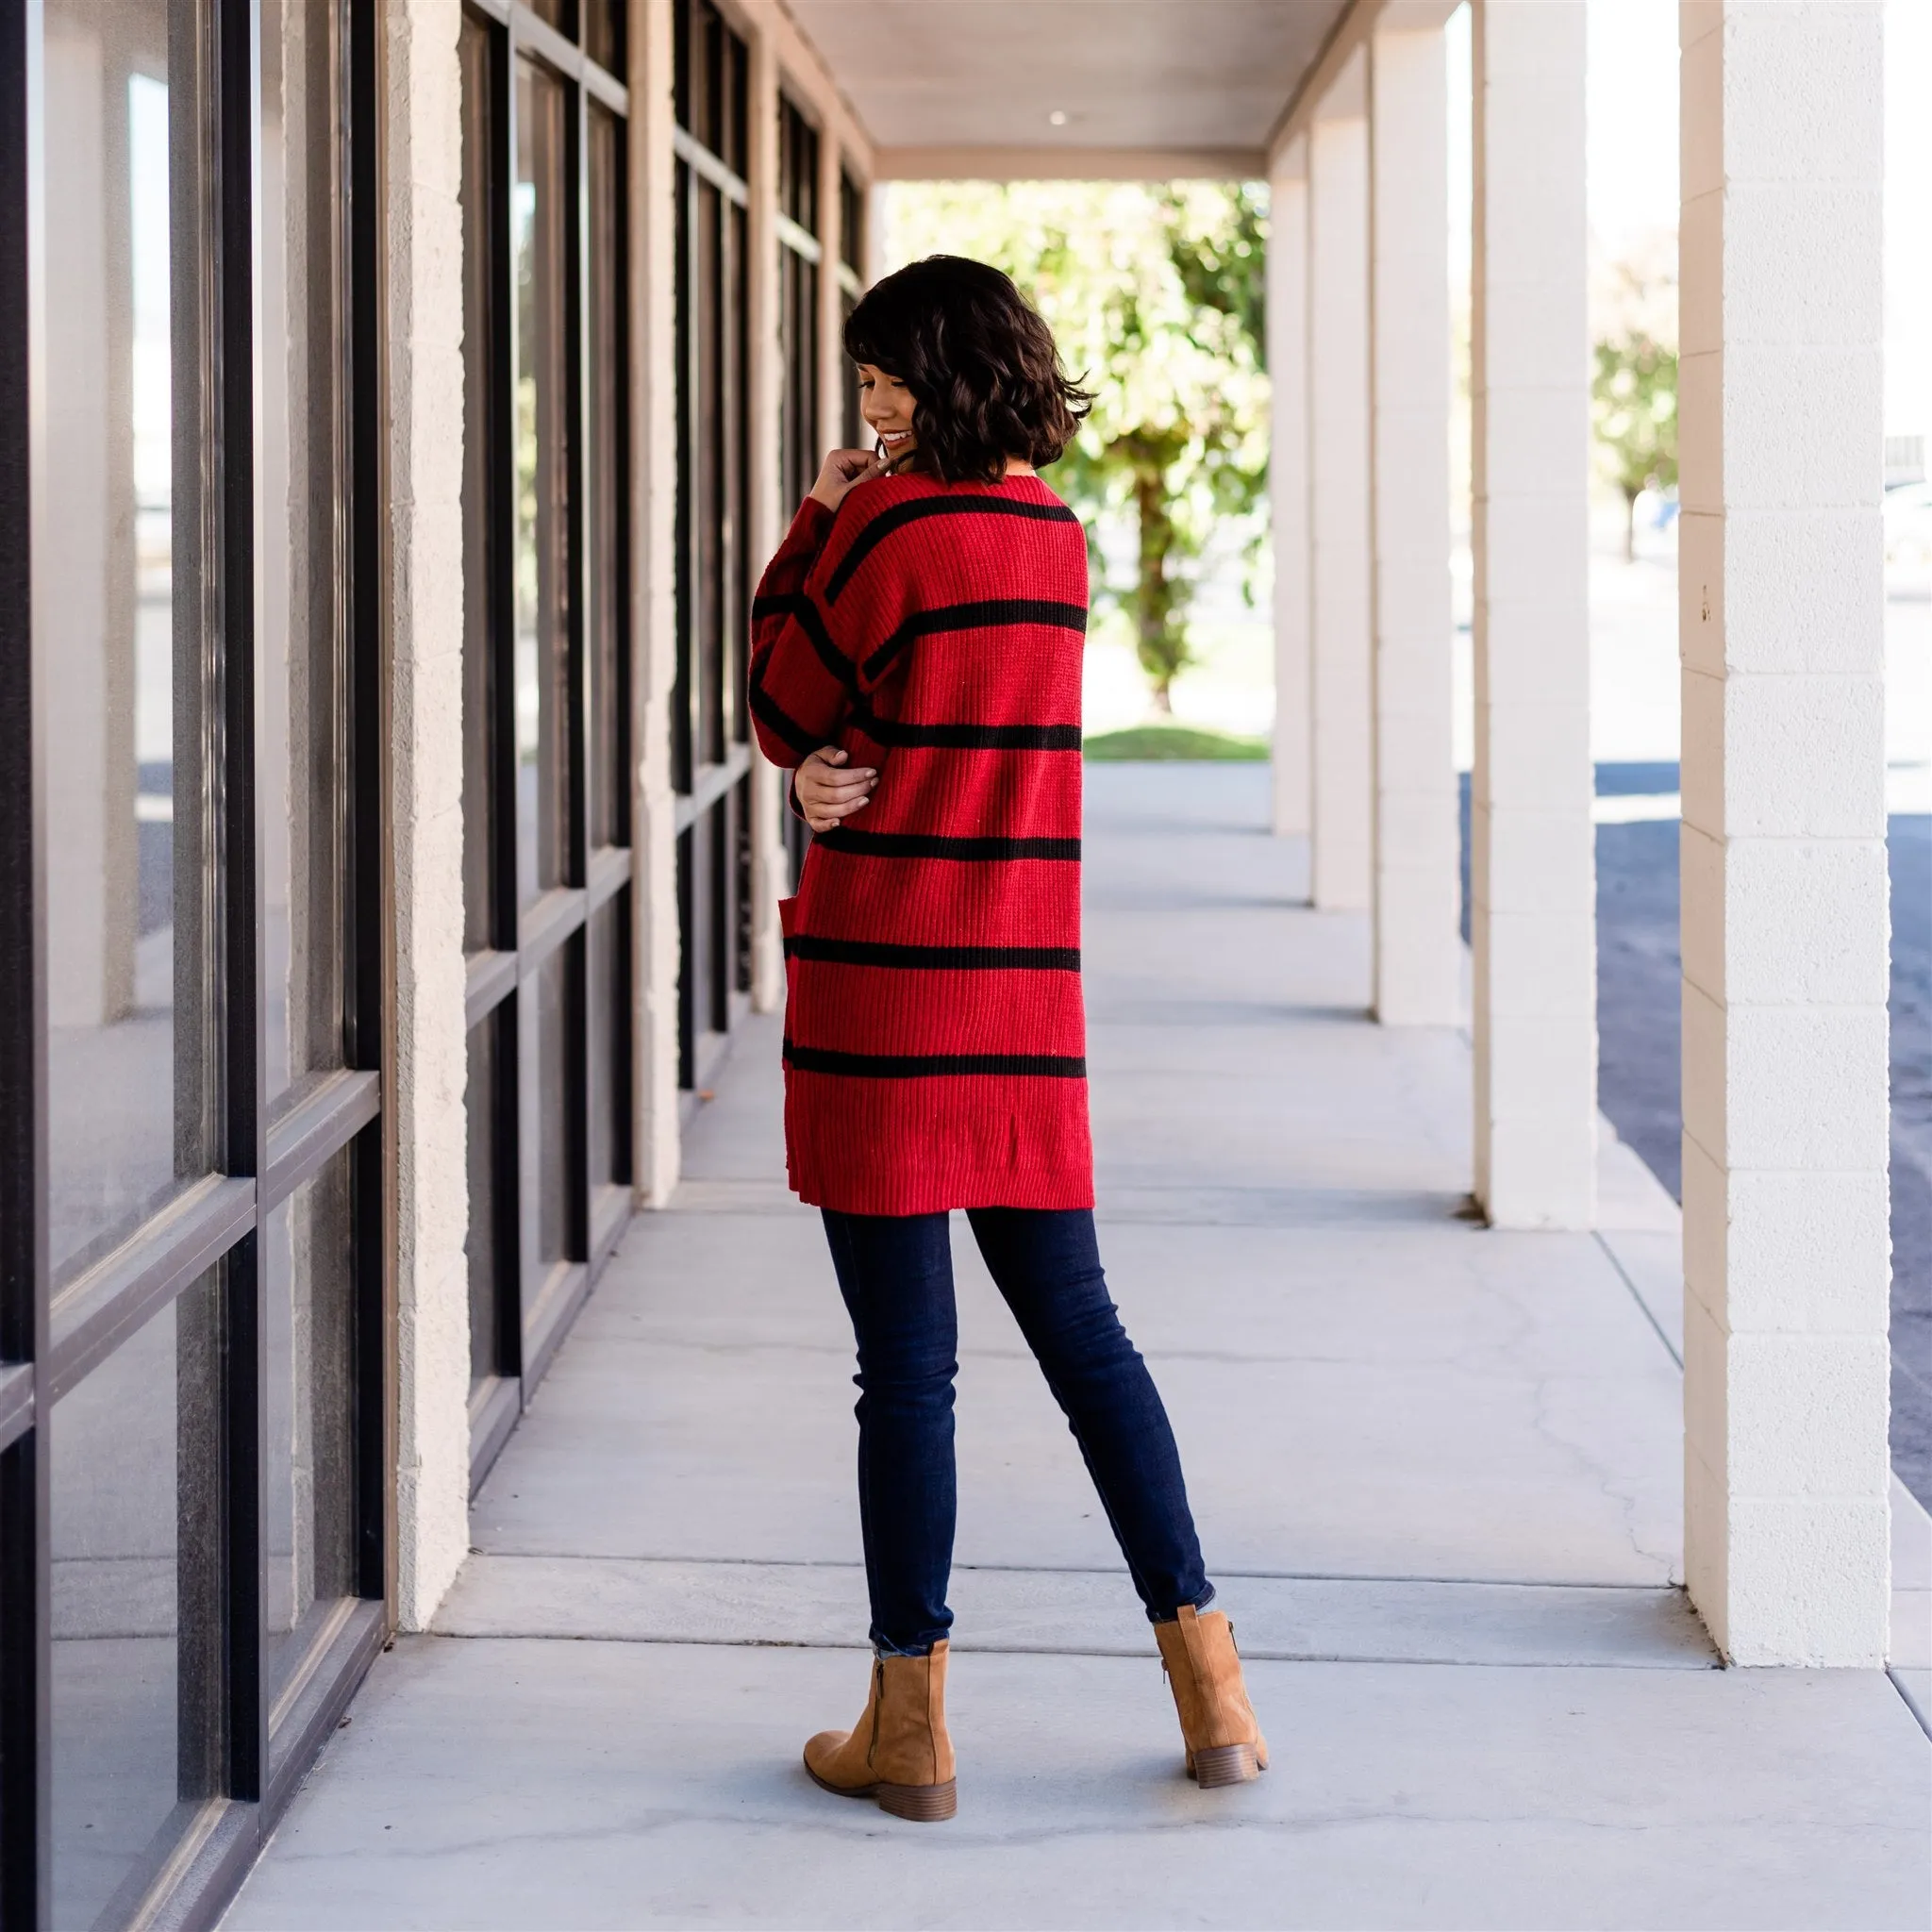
[
  {"xmin": 793, "ymin": 746, "xmax": 876, "ymax": 834},
  {"xmin": 808, "ymin": 447, "xmax": 883, "ymax": 512}
]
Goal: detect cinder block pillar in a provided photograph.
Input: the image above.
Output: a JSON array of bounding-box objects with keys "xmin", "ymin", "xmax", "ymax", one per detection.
[
  {"xmin": 1469, "ymin": 0, "xmax": 1594, "ymax": 1226},
  {"xmin": 1677, "ymin": 0, "xmax": 1890, "ymax": 1666},
  {"xmin": 386, "ymin": 0, "xmax": 474, "ymax": 1628},
  {"xmin": 1268, "ymin": 138, "xmax": 1310, "ymax": 840},
  {"xmin": 1307, "ymin": 74, "xmax": 1372, "ymax": 911},
  {"xmin": 744, "ymin": 24, "xmax": 787, "ymax": 1013},
  {"xmin": 1368, "ymin": 24, "xmax": 1457, "ymax": 1024},
  {"xmin": 629, "ymin": 0, "xmax": 683, "ymax": 1204}
]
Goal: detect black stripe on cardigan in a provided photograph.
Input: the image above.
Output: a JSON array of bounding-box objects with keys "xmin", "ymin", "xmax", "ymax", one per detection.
[
  {"xmin": 846, "ymin": 698, "xmax": 1082, "ymax": 752},
  {"xmin": 753, "ymin": 591, "xmax": 856, "ymax": 689},
  {"xmin": 748, "ymin": 659, "xmax": 824, "ymax": 758},
  {"xmin": 812, "ymin": 828, "xmax": 1081, "ymax": 861},
  {"xmin": 783, "ymin": 1041, "xmax": 1088, "ymax": 1079},
  {"xmin": 824, "ymin": 493, "xmax": 1080, "ymax": 603},
  {"xmin": 859, "ymin": 598, "xmax": 1088, "ymax": 682},
  {"xmin": 785, "ymin": 936, "xmax": 1081, "ymax": 971}
]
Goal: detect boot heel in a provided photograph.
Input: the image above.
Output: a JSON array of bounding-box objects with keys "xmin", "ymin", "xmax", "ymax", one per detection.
[
  {"xmin": 876, "ymin": 1778, "xmax": 958, "ymax": 1822},
  {"xmin": 1193, "ymin": 1743, "xmax": 1259, "ymax": 1789}
]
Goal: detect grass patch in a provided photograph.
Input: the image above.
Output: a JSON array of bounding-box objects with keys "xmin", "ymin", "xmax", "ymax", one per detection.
[{"xmin": 1083, "ymin": 724, "xmax": 1269, "ymax": 762}]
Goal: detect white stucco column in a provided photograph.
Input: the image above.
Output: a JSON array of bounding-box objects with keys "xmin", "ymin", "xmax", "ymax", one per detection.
[
  {"xmin": 1677, "ymin": 0, "xmax": 1890, "ymax": 1666},
  {"xmin": 629, "ymin": 0, "xmax": 682, "ymax": 1206},
  {"xmin": 1268, "ymin": 138, "xmax": 1310, "ymax": 841},
  {"xmin": 1307, "ymin": 68, "xmax": 1372, "ymax": 911},
  {"xmin": 1367, "ymin": 21, "xmax": 1457, "ymax": 1024},
  {"xmin": 744, "ymin": 25, "xmax": 787, "ymax": 1014},
  {"xmin": 386, "ymin": 0, "xmax": 473, "ymax": 1629},
  {"xmin": 1469, "ymin": 0, "xmax": 1594, "ymax": 1226}
]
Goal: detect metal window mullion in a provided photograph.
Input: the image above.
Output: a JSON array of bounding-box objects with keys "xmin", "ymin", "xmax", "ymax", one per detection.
[
  {"xmin": 566, "ymin": 79, "xmax": 593, "ymax": 1266},
  {"xmin": 0, "ymin": 0, "xmax": 48, "ymax": 1907},
  {"xmin": 46, "ymin": 1180, "xmax": 258, "ymax": 1407},
  {"xmin": 260, "ymin": 1068, "xmax": 382, "ymax": 1213},
  {"xmin": 216, "ymin": 0, "xmax": 268, "ymax": 1814},
  {"xmin": 509, "ymin": 3, "xmax": 629, "ymax": 116},
  {"xmin": 487, "ymin": 17, "xmax": 526, "ymax": 1400},
  {"xmin": 671, "ymin": 125, "xmax": 746, "ymax": 207},
  {"xmin": 774, "ymin": 209, "xmax": 819, "ymax": 264},
  {"xmin": 344, "ymin": 0, "xmax": 395, "ymax": 1620}
]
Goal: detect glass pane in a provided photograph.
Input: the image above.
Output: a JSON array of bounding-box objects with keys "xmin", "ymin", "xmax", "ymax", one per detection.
[
  {"xmin": 841, "ymin": 170, "xmax": 863, "ymax": 271},
  {"xmin": 41, "ymin": 0, "xmax": 216, "ymax": 1282},
  {"xmin": 584, "ymin": 0, "xmax": 624, "ymax": 74},
  {"xmin": 587, "ymin": 898, "xmax": 629, "ymax": 1191},
  {"xmin": 460, "ymin": 14, "xmax": 500, "ymax": 952},
  {"xmin": 783, "ymin": 247, "xmax": 819, "ymax": 508},
  {"xmin": 726, "ymin": 197, "xmax": 748, "ymax": 746},
  {"xmin": 521, "ymin": 946, "xmax": 576, "ymax": 1277},
  {"xmin": 841, "ymin": 287, "xmax": 862, "ymax": 445},
  {"xmin": 52, "ymin": 1270, "xmax": 223, "ymax": 1931},
  {"xmin": 694, "ymin": 175, "xmax": 723, "ymax": 765},
  {"xmin": 466, "ymin": 1010, "xmax": 509, "ymax": 1391},
  {"xmin": 260, "ymin": 0, "xmax": 346, "ymax": 1104},
  {"xmin": 264, "ymin": 1149, "xmax": 358, "ymax": 1708},
  {"xmin": 587, "ymin": 105, "xmax": 625, "ymax": 850},
  {"xmin": 527, "ymin": 0, "xmax": 569, "ymax": 31},
  {"xmin": 513, "ymin": 58, "xmax": 573, "ymax": 911}
]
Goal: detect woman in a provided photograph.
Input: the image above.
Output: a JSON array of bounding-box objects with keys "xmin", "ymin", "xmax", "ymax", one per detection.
[{"xmin": 749, "ymin": 256, "xmax": 1264, "ymax": 1824}]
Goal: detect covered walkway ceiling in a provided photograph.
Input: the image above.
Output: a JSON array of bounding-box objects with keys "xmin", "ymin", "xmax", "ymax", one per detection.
[{"xmin": 790, "ymin": 0, "xmax": 1351, "ymax": 177}]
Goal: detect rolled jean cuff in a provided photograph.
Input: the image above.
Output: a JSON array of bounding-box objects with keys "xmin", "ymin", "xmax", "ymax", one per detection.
[
  {"xmin": 872, "ymin": 1634, "xmax": 936, "ymax": 1657},
  {"xmin": 1146, "ymin": 1584, "xmax": 1216, "ymax": 1624}
]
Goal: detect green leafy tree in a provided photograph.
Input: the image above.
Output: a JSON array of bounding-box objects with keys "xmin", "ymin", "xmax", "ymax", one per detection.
[
  {"xmin": 888, "ymin": 182, "xmax": 1270, "ymax": 711},
  {"xmin": 1591, "ymin": 335, "xmax": 1677, "ymax": 562}
]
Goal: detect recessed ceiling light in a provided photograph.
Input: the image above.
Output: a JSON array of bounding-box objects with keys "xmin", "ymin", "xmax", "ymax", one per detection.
[{"xmin": 1048, "ymin": 109, "xmax": 1068, "ymax": 126}]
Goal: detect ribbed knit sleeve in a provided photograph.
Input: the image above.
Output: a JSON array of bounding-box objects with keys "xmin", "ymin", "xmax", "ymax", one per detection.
[{"xmin": 748, "ymin": 495, "xmax": 847, "ymax": 769}]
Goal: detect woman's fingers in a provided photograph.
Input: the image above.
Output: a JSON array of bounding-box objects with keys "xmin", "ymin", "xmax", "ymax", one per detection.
[{"xmin": 801, "ymin": 792, "xmax": 870, "ymax": 832}]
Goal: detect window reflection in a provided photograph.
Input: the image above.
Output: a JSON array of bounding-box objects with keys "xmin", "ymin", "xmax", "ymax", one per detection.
[
  {"xmin": 41, "ymin": 0, "xmax": 214, "ymax": 1282},
  {"xmin": 50, "ymin": 1272, "xmax": 223, "ymax": 1932},
  {"xmin": 259, "ymin": 0, "xmax": 347, "ymax": 1107},
  {"xmin": 466, "ymin": 1010, "xmax": 510, "ymax": 1391},
  {"xmin": 263, "ymin": 1155, "xmax": 358, "ymax": 1711},
  {"xmin": 587, "ymin": 103, "xmax": 625, "ymax": 851},
  {"xmin": 460, "ymin": 12, "xmax": 501, "ymax": 954},
  {"xmin": 523, "ymin": 946, "xmax": 575, "ymax": 1277},
  {"xmin": 513, "ymin": 59, "xmax": 572, "ymax": 910}
]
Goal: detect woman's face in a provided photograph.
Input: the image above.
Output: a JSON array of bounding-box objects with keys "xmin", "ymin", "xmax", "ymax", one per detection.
[{"xmin": 857, "ymin": 364, "xmax": 916, "ymax": 460}]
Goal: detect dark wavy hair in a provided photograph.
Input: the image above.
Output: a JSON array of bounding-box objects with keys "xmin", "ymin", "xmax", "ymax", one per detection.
[{"xmin": 842, "ymin": 256, "xmax": 1092, "ymax": 485}]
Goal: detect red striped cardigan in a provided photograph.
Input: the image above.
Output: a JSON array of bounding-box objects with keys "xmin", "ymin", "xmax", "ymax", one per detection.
[{"xmin": 749, "ymin": 471, "xmax": 1092, "ymax": 1216}]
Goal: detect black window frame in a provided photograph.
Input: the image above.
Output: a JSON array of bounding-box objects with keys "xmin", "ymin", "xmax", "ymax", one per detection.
[
  {"xmin": 776, "ymin": 93, "xmax": 824, "ymax": 891},
  {"xmin": 839, "ymin": 166, "xmax": 866, "ymax": 447},
  {"xmin": 0, "ymin": 0, "xmax": 393, "ymax": 1922},
  {"xmin": 672, "ymin": 0, "xmax": 754, "ymax": 1094},
  {"xmin": 458, "ymin": 0, "xmax": 634, "ymax": 1495}
]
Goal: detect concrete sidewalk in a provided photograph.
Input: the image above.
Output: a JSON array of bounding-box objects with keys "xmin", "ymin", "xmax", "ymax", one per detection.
[{"xmin": 227, "ymin": 767, "xmax": 1930, "ymax": 1931}]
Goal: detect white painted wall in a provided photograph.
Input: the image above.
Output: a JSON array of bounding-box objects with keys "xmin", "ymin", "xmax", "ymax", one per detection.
[{"xmin": 1677, "ymin": 0, "xmax": 1891, "ymax": 1667}]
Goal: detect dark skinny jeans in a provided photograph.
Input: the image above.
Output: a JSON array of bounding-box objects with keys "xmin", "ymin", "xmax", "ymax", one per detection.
[{"xmin": 821, "ymin": 1206, "xmax": 1212, "ymax": 1656}]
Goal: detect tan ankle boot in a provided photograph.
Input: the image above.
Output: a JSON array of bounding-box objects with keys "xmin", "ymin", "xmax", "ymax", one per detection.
[
  {"xmin": 1155, "ymin": 1606, "xmax": 1268, "ymax": 1787},
  {"xmin": 804, "ymin": 1641, "xmax": 958, "ymax": 1821}
]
